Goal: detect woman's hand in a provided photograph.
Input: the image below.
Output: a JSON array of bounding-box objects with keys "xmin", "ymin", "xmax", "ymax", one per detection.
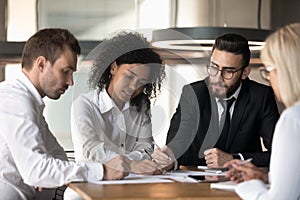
[
  {"xmin": 224, "ymin": 159, "xmax": 268, "ymax": 184},
  {"xmin": 151, "ymin": 145, "xmax": 175, "ymax": 171},
  {"xmin": 130, "ymin": 159, "xmax": 163, "ymax": 175}
]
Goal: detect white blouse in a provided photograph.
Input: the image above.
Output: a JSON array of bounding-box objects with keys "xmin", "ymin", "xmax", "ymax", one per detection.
[
  {"xmin": 71, "ymin": 89, "xmax": 153, "ymax": 164},
  {"xmin": 0, "ymin": 73, "xmax": 103, "ymax": 200},
  {"xmin": 236, "ymin": 101, "xmax": 300, "ymax": 199}
]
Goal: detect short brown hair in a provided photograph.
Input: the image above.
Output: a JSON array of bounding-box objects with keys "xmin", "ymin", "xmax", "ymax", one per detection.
[{"xmin": 21, "ymin": 28, "xmax": 80, "ymax": 69}]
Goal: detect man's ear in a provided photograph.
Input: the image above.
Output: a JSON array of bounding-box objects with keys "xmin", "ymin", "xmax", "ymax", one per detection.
[
  {"xmin": 110, "ymin": 61, "xmax": 118, "ymax": 75},
  {"xmin": 36, "ymin": 56, "xmax": 47, "ymax": 71},
  {"xmin": 241, "ymin": 66, "xmax": 251, "ymax": 80}
]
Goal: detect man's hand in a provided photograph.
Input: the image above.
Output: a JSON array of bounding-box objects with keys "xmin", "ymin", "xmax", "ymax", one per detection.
[
  {"xmin": 224, "ymin": 160, "xmax": 269, "ymax": 184},
  {"xmin": 204, "ymin": 148, "xmax": 233, "ymax": 168},
  {"xmin": 103, "ymin": 155, "xmax": 130, "ymax": 180},
  {"xmin": 151, "ymin": 145, "xmax": 175, "ymax": 171}
]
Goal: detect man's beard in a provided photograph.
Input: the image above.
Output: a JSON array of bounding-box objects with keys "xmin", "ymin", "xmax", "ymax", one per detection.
[{"xmin": 209, "ymin": 79, "xmax": 241, "ymax": 98}]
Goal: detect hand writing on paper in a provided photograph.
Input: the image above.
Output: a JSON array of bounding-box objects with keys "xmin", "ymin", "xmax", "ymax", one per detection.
[
  {"xmin": 130, "ymin": 159, "xmax": 163, "ymax": 175},
  {"xmin": 151, "ymin": 145, "xmax": 175, "ymax": 171},
  {"xmin": 224, "ymin": 159, "xmax": 269, "ymax": 184}
]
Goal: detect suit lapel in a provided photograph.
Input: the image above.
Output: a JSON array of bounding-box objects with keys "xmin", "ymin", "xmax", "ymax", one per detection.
[{"xmin": 225, "ymin": 80, "xmax": 250, "ymax": 150}]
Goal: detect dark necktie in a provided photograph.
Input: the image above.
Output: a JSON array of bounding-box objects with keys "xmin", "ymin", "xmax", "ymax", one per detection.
[{"xmin": 215, "ymin": 97, "xmax": 236, "ymax": 150}]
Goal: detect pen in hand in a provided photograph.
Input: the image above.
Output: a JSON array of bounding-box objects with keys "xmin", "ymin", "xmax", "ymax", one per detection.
[
  {"xmin": 143, "ymin": 148, "xmax": 165, "ymax": 174},
  {"xmin": 143, "ymin": 148, "xmax": 158, "ymax": 164},
  {"xmin": 152, "ymin": 141, "xmax": 172, "ymax": 161},
  {"xmin": 152, "ymin": 141, "xmax": 161, "ymax": 150},
  {"xmin": 228, "ymin": 158, "xmax": 253, "ymax": 170},
  {"xmin": 205, "ymin": 158, "xmax": 253, "ymax": 174},
  {"xmin": 227, "ymin": 158, "xmax": 253, "ymax": 170},
  {"xmin": 236, "ymin": 158, "xmax": 253, "ymax": 166}
]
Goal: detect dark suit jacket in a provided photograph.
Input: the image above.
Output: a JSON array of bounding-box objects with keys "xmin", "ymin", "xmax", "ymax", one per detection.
[{"xmin": 167, "ymin": 77, "xmax": 280, "ymax": 167}]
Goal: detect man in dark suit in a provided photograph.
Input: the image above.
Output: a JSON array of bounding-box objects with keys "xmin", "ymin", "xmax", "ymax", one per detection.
[{"xmin": 152, "ymin": 33, "xmax": 280, "ymax": 169}]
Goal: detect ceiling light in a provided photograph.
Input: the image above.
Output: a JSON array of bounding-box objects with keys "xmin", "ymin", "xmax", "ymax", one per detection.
[{"xmin": 151, "ymin": 27, "xmax": 272, "ymax": 63}]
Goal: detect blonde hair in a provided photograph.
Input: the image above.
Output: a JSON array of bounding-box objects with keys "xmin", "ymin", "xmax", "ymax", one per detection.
[{"xmin": 261, "ymin": 23, "xmax": 300, "ymax": 107}]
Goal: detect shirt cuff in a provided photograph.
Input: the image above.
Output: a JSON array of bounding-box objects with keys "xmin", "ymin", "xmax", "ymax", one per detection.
[
  {"xmin": 126, "ymin": 150, "xmax": 144, "ymax": 161},
  {"xmin": 84, "ymin": 162, "xmax": 104, "ymax": 181},
  {"xmin": 238, "ymin": 153, "xmax": 245, "ymax": 160},
  {"xmin": 232, "ymin": 153, "xmax": 244, "ymax": 160}
]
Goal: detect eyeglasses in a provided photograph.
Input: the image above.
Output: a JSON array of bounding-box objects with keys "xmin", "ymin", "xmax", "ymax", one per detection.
[
  {"xmin": 206, "ymin": 64, "xmax": 243, "ymax": 80},
  {"xmin": 259, "ymin": 66, "xmax": 276, "ymax": 81}
]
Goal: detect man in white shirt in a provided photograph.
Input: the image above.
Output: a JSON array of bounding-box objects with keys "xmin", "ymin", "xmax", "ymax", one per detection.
[{"xmin": 0, "ymin": 28, "xmax": 129, "ymax": 200}]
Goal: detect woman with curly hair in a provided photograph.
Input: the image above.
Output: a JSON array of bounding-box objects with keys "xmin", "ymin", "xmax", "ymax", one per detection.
[{"xmin": 70, "ymin": 30, "xmax": 166, "ymax": 174}]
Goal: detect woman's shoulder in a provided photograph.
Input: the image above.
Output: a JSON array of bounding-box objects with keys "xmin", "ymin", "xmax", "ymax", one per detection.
[
  {"xmin": 278, "ymin": 101, "xmax": 300, "ymax": 126},
  {"xmin": 282, "ymin": 101, "xmax": 300, "ymax": 116}
]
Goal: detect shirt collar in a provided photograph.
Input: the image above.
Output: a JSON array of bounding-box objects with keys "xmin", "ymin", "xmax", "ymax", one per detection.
[
  {"xmin": 98, "ymin": 89, "xmax": 130, "ymax": 114},
  {"xmin": 18, "ymin": 72, "xmax": 45, "ymax": 110}
]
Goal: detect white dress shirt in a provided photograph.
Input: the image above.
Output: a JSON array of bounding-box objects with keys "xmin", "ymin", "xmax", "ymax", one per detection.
[
  {"xmin": 71, "ymin": 89, "xmax": 153, "ymax": 164},
  {"xmin": 235, "ymin": 101, "xmax": 300, "ymax": 199},
  {"xmin": 0, "ymin": 72, "xmax": 103, "ymax": 200},
  {"xmin": 215, "ymin": 83, "xmax": 241, "ymax": 123},
  {"xmin": 215, "ymin": 84, "xmax": 244, "ymax": 160}
]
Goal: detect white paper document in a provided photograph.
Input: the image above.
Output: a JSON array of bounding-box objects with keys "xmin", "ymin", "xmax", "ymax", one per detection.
[
  {"xmin": 91, "ymin": 170, "xmax": 226, "ymax": 185},
  {"xmin": 210, "ymin": 181, "xmax": 238, "ymax": 191},
  {"xmin": 211, "ymin": 180, "xmax": 270, "ymax": 191},
  {"xmin": 91, "ymin": 174, "xmax": 174, "ymax": 185}
]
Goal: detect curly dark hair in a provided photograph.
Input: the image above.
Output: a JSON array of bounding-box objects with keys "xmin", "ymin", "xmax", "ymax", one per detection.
[{"xmin": 88, "ymin": 31, "xmax": 166, "ymax": 112}]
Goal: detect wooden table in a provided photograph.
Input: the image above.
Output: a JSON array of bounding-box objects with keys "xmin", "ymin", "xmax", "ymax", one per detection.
[{"xmin": 68, "ymin": 182, "xmax": 241, "ymax": 200}]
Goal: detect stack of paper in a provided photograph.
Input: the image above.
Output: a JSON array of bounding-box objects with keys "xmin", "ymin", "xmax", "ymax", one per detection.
[
  {"xmin": 91, "ymin": 170, "xmax": 227, "ymax": 185},
  {"xmin": 211, "ymin": 180, "xmax": 270, "ymax": 191},
  {"xmin": 210, "ymin": 181, "xmax": 238, "ymax": 191}
]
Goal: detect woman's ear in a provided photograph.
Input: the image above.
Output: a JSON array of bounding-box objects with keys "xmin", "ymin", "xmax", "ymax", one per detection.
[
  {"xmin": 110, "ymin": 61, "xmax": 118, "ymax": 75},
  {"xmin": 241, "ymin": 66, "xmax": 251, "ymax": 80}
]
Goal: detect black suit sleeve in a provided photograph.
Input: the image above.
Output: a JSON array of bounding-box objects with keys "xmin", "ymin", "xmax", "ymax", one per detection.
[
  {"xmin": 241, "ymin": 86, "xmax": 280, "ymax": 166},
  {"xmin": 166, "ymin": 84, "xmax": 203, "ymax": 165}
]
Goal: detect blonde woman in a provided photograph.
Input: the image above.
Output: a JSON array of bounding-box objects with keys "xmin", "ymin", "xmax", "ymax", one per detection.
[{"xmin": 225, "ymin": 23, "xmax": 300, "ymax": 199}]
